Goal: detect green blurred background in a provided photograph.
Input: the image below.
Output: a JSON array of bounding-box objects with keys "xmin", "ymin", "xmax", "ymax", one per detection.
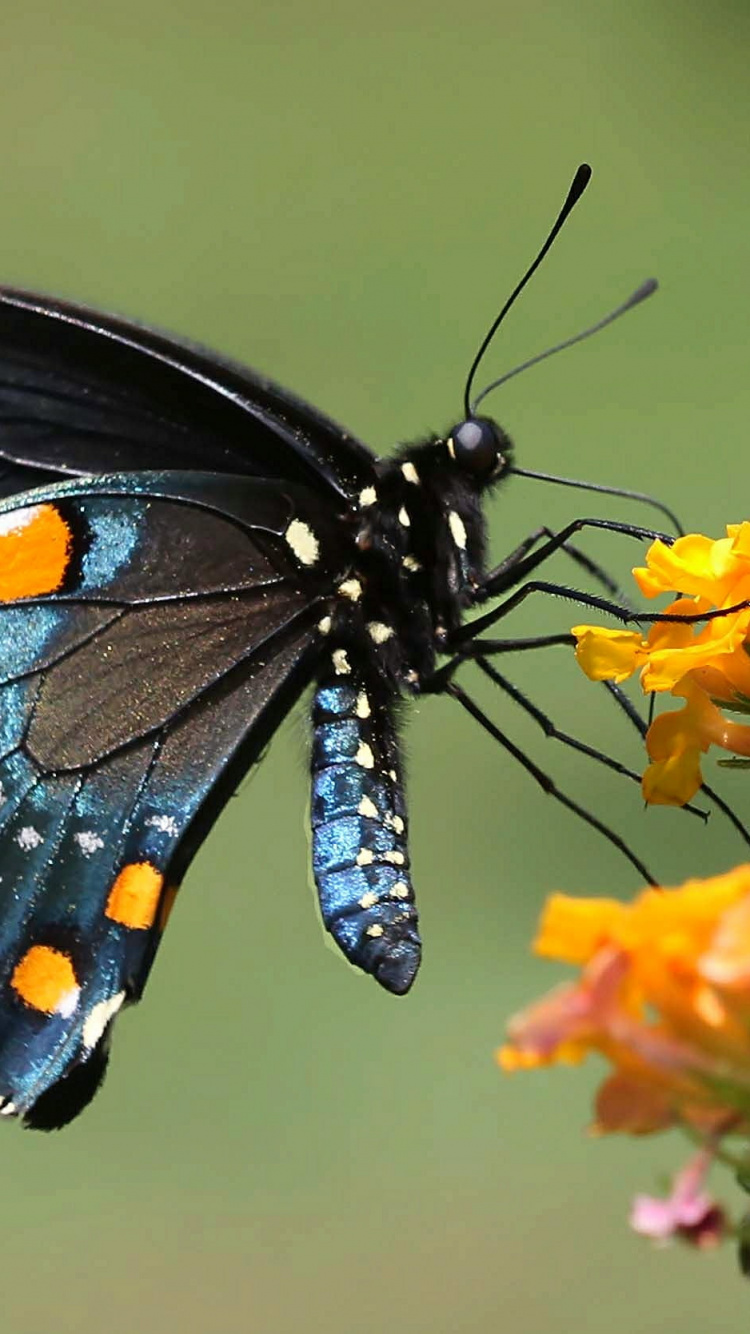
[{"xmin": 2, "ymin": 1, "xmax": 750, "ymax": 1329}]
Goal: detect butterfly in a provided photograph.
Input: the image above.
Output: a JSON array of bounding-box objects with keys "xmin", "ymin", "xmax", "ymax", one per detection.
[{"xmin": 0, "ymin": 164, "xmax": 664, "ymax": 1129}]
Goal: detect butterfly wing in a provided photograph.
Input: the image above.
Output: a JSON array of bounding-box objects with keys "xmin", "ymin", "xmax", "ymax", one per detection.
[
  {"xmin": 0, "ymin": 473, "xmax": 342, "ymax": 1127},
  {"xmin": 0, "ymin": 287, "xmax": 377, "ymax": 499}
]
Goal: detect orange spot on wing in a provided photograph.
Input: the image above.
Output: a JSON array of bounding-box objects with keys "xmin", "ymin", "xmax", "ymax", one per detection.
[
  {"xmin": 0, "ymin": 504, "xmax": 73, "ymax": 601},
  {"xmin": 11, "ymin": 945, "xmax": 79, "ymax": 1014},
  {"xmin": 106, "ymin": 862, "xmax": 164, "ymax": 930}
]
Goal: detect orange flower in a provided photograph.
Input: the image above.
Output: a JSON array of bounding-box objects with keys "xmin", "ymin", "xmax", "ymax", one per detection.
[
  {"xmin": 498, "ymin": 865, "xmax": 750, "ymax": 1136},
  {"xmin": 572, "ymin": 523, "xmax": 750, "ymax": 805}
]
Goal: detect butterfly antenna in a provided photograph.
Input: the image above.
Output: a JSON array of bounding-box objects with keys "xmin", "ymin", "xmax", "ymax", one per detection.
[
  {"xmin": 463, "ymin": 163, "xmax": 592, "ymax": 420},
  {"xmin": 471, "ymin": 278, "xmax": 657, "ymax": 412}
]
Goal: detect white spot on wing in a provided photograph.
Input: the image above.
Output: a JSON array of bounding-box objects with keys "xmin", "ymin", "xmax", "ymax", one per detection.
[
  {"xmin": 359, "ymin": 486, "xmax": 377, "ymax": 508},
  {"xmin": 338, "ymin": 578, "xmax": 363, "ymax": 602},
  {"xmin": 355, "ymin": 742, "xmax": 375, "ymax": 769},
  {"xmin": 82, "ymin": 991, "xmax": 126, "ymax": 1050},
  {"xmin": 355, "ymin": 691, "xmax": 371, "ymax": 719},
  {"xmin": 448, "ymin": 510, "xmax": 467, "ymax": 551},
  {"xmin": 0, "ymin": 505, "xmax": 41, "ymax": 537},
  {"xmin": 383, "ymin": 850, "xmax": 405, "ymax": 865},
  {"xmin": 16, "ymin": 826, "xmax": 42, "ymax": 851},
  {"xmin": 367, "ymin": 621, "xmax": 394, "ymax": 644},
  {"xmin": 332, "ymin": 648, "xmax": 351, "ymax": 675},
  {"xmin": 390, "ymin": 882, "xmax": 410, "ymax": 899},
  {"xmin": 402, "ymin": 554, "xmax": 421, "ymax": 572},
  {"xmin": 366, "ymin": 924, "xmax": 384, "ymax": 938},
  {"xmin": 398, "ymin": 506, "xmax": 410, "ymax": 527},
  {"xmin": 356, "ymin": 848, "xmax": 374, "ymax": 866},
  {"xmin": 0, "ymin": 1101, "xmax": 17, "ymax": 1116},
  {"xmin": 285, "ymin": 518, "xmax": 319, "ymax": 567},
  {"xmin": 401, "ymin": 462, "xmax": 419, "ymax": 484},
  {"xmin": 146, "ymin": 814, "xmax": 179, "ymax": 837},
  {"xmin": 317, "ymin": 615, "xmax": 332, "ymax": 635},
  {"xmin": 74, "ymin": 830, "xmax": 104, "ymax": 857},
  {"xmin": 359, "ymin": 890, "xmax": 378, "ymax": 909},
  {"xmin": 358, "ymin": 796, "xmax": 378, "ymax": 818},
  {"xmin": 57, "ymin": 986, "xmax": 81, "ymax": 1019}
]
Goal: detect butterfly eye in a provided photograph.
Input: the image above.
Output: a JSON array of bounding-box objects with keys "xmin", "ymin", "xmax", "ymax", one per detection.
[{"xmin": 448, "ymin": 417, "xmax": 509, "ymax": 478}]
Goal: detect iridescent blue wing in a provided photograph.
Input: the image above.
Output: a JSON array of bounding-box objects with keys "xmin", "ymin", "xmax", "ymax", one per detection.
[
  {"xmin": 0, "ymin": 473, "xmax": 341, "ymax": 1127},
  {"xmin": 0, "ymin": 287, "xmax": 377, "ymax": 500}
]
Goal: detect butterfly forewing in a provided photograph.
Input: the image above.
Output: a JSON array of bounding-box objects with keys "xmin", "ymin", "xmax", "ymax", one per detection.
[{"xmin": 0, "ymin": 288, "xmax": 376, "ymax": 499}]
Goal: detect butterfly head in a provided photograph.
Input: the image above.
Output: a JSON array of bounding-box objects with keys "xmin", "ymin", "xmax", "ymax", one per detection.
[{"xmin": 445, "ymin": 416, "xmax": 512, "ymax": 485}]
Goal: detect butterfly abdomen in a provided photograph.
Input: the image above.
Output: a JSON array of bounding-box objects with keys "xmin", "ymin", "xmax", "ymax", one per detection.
[{"xmin": 310, "ymin": 670, "xmax": 420, "ymax": 995}]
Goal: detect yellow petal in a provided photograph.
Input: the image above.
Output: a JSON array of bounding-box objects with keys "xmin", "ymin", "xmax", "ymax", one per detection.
[
  {"xmin": 728, "ymin": 521, "xmax": 750, "ymax": 558},
  {"xmin": 642, "ymin": 751, "xmax": 703, "ymax": 807},
  {"xmin": 535, "ymin": 893, "xmax": 628, "ymax": 963},
  {"xmin": 633, "ymin": 535, "xmax": 716, "ymax": 599},
  {"xmin": 643, "ymin": 608, "xmax": 750, "ymax": 692},
  {"xmin": 571, "ymin": 625, "xmax": 648, "ymax": 684},
  {"xmin": 497, "ymin": 1040, "xmax": 587, "ymax": 1071},
  {"xmin": 634, "ymin": 532, "xmax": 749, "ymax": 605},
  {"xmin": 701, "ymin": 893, "xmax": 750, "ymax": 989},
  {"xmin": 497, "ymin": 1045, "xmax": 548, "ymax": 1071}
]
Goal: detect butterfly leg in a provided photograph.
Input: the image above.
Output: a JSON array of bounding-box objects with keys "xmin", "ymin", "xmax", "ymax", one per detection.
[
  {"xmin": 487, "ymin": 524, "xmax": 634, "ymax": 607},
  {"xmin": 475, "ymin": 657, "xmax": 650, "ymax": 789},
  {"xmin": 456, "ymin": 579, "xmax": 639, "ymax": 645},
  {"xmin": 457, "ymin": 631, "xmax": 750, "ymax": 849},
  {"xmin": 444, "ymin": 678, "xmax": 657, "ymax": 883},
  {"xmin": 310, "ymin": 667, "xmax": 421, "ymax": 994},
  {"xmin": 478, "ymin": 516, "xmax": 665, "ymax": 601},
  {"xmin": 474, "ymin": 655, "xmax": 708, "ymax": 821},
  {"xmin": 425, "ymin": 633, "xmax": 707, "ymax": 818}
]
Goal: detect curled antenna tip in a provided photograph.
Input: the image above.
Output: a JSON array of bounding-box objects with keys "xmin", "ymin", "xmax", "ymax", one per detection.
[
  {"xmin": 573, "ymin": 163, "xmax": 593, "ymax": 193},
  {"xmin": 634, "ymin": 277, "xmax": 658, "ymax": 301}
]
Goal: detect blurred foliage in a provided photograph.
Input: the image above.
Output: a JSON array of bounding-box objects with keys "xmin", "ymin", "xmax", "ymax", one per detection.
[{"xmin": 1, "ymin": 1, "xmax": 750, "ymax": 1329}]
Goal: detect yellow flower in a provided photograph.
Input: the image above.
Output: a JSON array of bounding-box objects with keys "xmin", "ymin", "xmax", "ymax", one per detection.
[
  {"xmin": 498, "ymin": 866, "xmax": 750, "ymax": 1136},
  {"xmin": 633, "ymin": 523, "xmax": 750, "ymax": 605},
  {"xmin": 572, "ymin": 523, "xmax": 750, "ymax": 805}
]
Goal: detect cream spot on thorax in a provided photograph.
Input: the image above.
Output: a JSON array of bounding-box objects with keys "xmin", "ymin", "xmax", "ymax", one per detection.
[{"xmin": 285, "ymin": 518, "xmax": 319, "ymax": 566}]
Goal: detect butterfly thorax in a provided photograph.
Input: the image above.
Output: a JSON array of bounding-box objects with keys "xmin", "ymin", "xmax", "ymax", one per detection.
[{"xmin": 325, "ymin": 433, "xmax": 510, "ymax": 693}]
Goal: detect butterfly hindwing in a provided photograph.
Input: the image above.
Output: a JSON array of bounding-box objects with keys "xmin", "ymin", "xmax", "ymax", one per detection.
[{"xmin": 0, "ymin": 475, "xmax": 336, "ymax": 1124}]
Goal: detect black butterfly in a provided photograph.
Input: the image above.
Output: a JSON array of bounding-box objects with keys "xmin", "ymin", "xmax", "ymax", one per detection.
[{"xmin": 0, "ymin": 164, "xmax": 664, "ymax": 1129}]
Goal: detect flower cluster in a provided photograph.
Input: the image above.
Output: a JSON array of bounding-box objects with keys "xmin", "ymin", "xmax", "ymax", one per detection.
[
  {"xmin": 572, "ymin": 523, "xmax": 750, "ymax": 805},
  {"xmin": 499, "ymin": 864, "xmax": 750, "ymax": 1135},
  {"xmin": 498, "ymin": 865, "xmax": 750, "ymax": 1247}
]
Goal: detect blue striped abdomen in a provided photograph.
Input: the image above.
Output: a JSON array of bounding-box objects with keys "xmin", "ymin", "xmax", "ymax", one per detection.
[{"xmin": 310, "ymin": 673, "xmax": 421, "ymax": 994}]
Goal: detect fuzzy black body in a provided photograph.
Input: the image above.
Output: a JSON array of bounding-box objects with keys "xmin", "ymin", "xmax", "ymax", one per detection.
[
  {"xmin": 0, "ymin": 287, "xmax": 512, "ymax": 1126},
  {"xmin": 308, "ymin": 437, "xmax": 511, "ymax": 994}
]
